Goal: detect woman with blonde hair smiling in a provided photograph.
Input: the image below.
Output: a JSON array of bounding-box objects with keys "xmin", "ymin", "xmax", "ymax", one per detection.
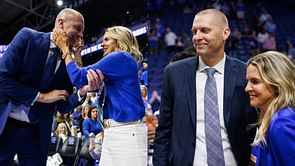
[
  {"xmin": 55, "ymin": 25, "xmax": 147, "ymax": 166},
  {"xmin": 55, "ymin": 122, "xmax": 69, "ymax": 142},
  {"xmin": 245, "ymin": 51, "xmax": 295, "ymax": 165}
]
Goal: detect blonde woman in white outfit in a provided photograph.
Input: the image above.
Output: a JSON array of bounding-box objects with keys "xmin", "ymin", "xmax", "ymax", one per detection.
[{"xmin": 55, "ymin": 26, "xmax": 148, "ymax": 166}]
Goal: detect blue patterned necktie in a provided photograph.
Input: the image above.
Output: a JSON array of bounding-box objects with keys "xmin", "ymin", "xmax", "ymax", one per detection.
[
  {"xmin": 96, "ymin": 82, "xmax": 106, "ymax": 129},
  {"xmin": 204, "ymin": 68, "xmax": 225, "ymax": 166},
  {"xmin": 39, "ymin": 48, "xmax": 59, "ymax": 89}
]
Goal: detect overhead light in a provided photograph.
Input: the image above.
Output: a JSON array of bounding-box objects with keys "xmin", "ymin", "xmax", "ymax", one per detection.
[{"xmin": 57, "ymin": 0, "xmax": 63, "ymax": 6}]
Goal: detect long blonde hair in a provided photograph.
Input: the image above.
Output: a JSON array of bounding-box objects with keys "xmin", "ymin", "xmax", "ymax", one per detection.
[
  {"xmin": 105, "ymin": 26, "xmax": 142, "ymax": 63},
  {"xmin": 247, "ymin": 51, "xmax": 295, "ymax": 145},
  {"xmin": 55, "ymin": 122, "xmax": 69, "ymax": 136}
]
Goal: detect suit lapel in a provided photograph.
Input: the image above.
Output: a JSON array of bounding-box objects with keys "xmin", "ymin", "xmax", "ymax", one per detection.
[
  {"xmin": 184, "ymin": 57, "xmax": 198, "ymax": 129},
  {"xmin": 38, "ymin": 32, "xmax": 50, "ymax": 70},
  {"xmin": 52, "ymin": 60, "xmax": 66, "ymax": 81},
  {"xmin": 223, "ymin": 56, "xmax": 237, "ymax": 128},
  {"xmin": 37, "ymin": 32, "xmax": 53, "ymax": 89}
]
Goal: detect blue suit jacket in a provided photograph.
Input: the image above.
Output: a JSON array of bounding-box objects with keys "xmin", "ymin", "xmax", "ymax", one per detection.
[
  {"xmin": 0, "ymin": 27, "xmax": 82, "ymax": 155},
  {"xmin": 153, "ymin": 56, "xmax": 258, "ymax": 166},
  {"xmin": 253, "ymin": 107, "xmax": 295, "ymax": 166}
]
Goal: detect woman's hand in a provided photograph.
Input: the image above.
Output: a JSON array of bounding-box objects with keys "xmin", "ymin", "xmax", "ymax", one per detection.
[
  {"xmin": 72, "ymin": 37, "xmax": 84, "ymax": 67},
  {"xmin": 78, "ymin": 69, "xmax": 104, "ymax": 96},
  {"xmin": 72, "ymin": 36, "xmax": 84, "ymax": 52},
  {"xmin": 52, "ymin": 30, "xmax": 70, "ymax": 59}
]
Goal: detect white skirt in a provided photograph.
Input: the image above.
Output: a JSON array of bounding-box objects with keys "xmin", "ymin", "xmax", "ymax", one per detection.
[{"xmin": 99, "ymin": 123, "xmax": 147, "ymax": 166}]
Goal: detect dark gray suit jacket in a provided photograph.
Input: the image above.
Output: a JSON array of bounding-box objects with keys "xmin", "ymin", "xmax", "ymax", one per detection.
[{"xmin": 153, "ymin": 56, "xmax": 258, "ymax": 166}]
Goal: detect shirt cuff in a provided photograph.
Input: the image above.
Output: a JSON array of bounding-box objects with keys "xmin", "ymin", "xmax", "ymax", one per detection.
[
  {"xmin": 77, "ymin": 89, "xmax": 86, "ymax": 102},
  {"xmin": 31, "ymin": 92, "xmax": 40, "ymax": 106}
]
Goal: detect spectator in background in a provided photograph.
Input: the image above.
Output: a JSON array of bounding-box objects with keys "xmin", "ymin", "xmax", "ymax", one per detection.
[
  {"xmin": 55, "ymin": 122, "xmax": 69, "ymax": 142},
  {"xmin": 79, "ymin": 104, "xmax": 90, "ymax": 135},
  {"xmin": 148, "ymin": 28, "xmax": 159, "ymax": 55},
  {"xmin": 262, "ymin": 32, "xmax": 276, "ymax": 51},
  {"xmin": 149, "ymin": 90, "xmax": 161, "ymax": 113},
  {"xmin": 246, "ymin": 51, "xmax": 295, "ymax": 165},
  {"xmin": 141, "ymin": 85, "xmax": 158, "ymax": 143},
  {"xmin": 72, "ymin": 105, "xmax": 82, "ymax": 128},
  {"xmin": 257, "ymin": 29, "xmax": 268, "ymax": 50},
  {"xmin": 153, "ymin": 9, "xmax": 258, "ymax": 166},
  {"xmin": 258, "ymin": 8, "xmax": 271, "ymax": 28},
  {"xmin": 182, "ymin": 32, "xmax": 192, "ymax": 49},
  {"xmin": 164, "ymin": 27, "xmax": 177, "ymax": 53},
  {"xmin": 263, "ymin": 18, "xmax": 277, "ymax": 34},
  {"xmin": 245, "ymin": 30, "xmax": 259, "ymax": 57},
  {"xmin": 154, "ymin": 17, "xmax": 165, "ymax": 39},
  {"xmin": 82, "ymin": 105, "xmax": 103, "ymax": 138},
  {"xmin": 146, "ymin": 110, "xmax": 158, "ymax": 144},
  {"xmin": 236, "ymin": 0, "xmax": 245, "ymax": 19},
  {"xmin": 88, "ymin": 92, "xmax": 98, "ymax": 105},
  {"xmin": 52, "ymin": 112, "xmax": 72, "ymax": 135},
  {"xmin": 141, "ymin": 62, "xmax": 148, "ymax": 86},
  {"xmin": 227, "ymin": 27, "xmax": 242, "ymax": 57},
  {"xmin": 52, "ymin": 112, "xmax": 64, "ymax": 133},
  {"xmin": 141, "ymin": 85, "xmax": 149, "ymax": 106},
  {"xmin": 81, "ymin": 104, "xmax": 90, "ymax": 120},
  {"xmin": 88, "ymin": 131, "xmax": 103, "ymax": 161},
  {"xmin": 62, "ymin": 113, "xmax": 73, "ymax": 134},
  {"xmin": 231, "ymin": 27, "xmax": 242, "ymax": 41},
  {"xmin": 175, "ymin": 36, "xmax": 184, "ymax": 52}
]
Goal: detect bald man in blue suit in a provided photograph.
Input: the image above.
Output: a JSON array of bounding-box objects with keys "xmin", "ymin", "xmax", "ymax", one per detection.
[{"xmin": 0, "ymin": 8, "xmax": 100, "ymax": 165}]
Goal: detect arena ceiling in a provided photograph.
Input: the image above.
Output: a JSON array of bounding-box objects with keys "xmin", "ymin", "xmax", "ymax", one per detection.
[{"xmin": 0, "ymin": 0, "xmax": 147, "ymax": 44}]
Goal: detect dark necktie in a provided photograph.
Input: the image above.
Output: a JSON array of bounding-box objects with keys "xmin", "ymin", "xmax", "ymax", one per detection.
[
  {"xmin": 29, "ymin": 48, "xmax": 60, "ymax": 123},
  {"xmin": 39, "ymin": 48, "xmax": 59, "ymax": 89},
  {"xmin": 204, "ymin": 68, "xmax": 225, "ymax": 166},
  {"xmin": 29, "ymin": 48, "xmax": 59, "ymax": 123}
]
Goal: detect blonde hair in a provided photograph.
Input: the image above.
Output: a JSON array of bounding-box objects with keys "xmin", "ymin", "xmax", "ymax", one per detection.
[
  {"xmin": 105, "ymin": 26, "xmax": 142, "ymax": 63},
  {"xmin": 140, "ymin": 85, "xmax": 148, "ymax": 100},
  {"xmin": 82, "ymin": 105, "xmax": 90, "ymax": 118},
  {"xmin": 55, "ymin": 122, "xmax": 69, "ymax": 136},
  {"xmin": 247, "ymin": 51, "xmax": 295, "ymax": 145}
]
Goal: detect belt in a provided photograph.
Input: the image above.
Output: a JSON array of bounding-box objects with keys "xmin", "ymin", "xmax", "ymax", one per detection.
[
  {"xmin": 103, "ymin": 119, "xmax": 144, "ymax": 128},
  {"xmin": 6, "ymin": 117, "xmax": 37, "ymax": 128}
]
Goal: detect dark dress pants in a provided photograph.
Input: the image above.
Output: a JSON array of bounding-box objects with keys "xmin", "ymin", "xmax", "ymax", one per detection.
[{"xmin": 0, "ymin": 117, "xmax": 47, "ymax": 166}]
